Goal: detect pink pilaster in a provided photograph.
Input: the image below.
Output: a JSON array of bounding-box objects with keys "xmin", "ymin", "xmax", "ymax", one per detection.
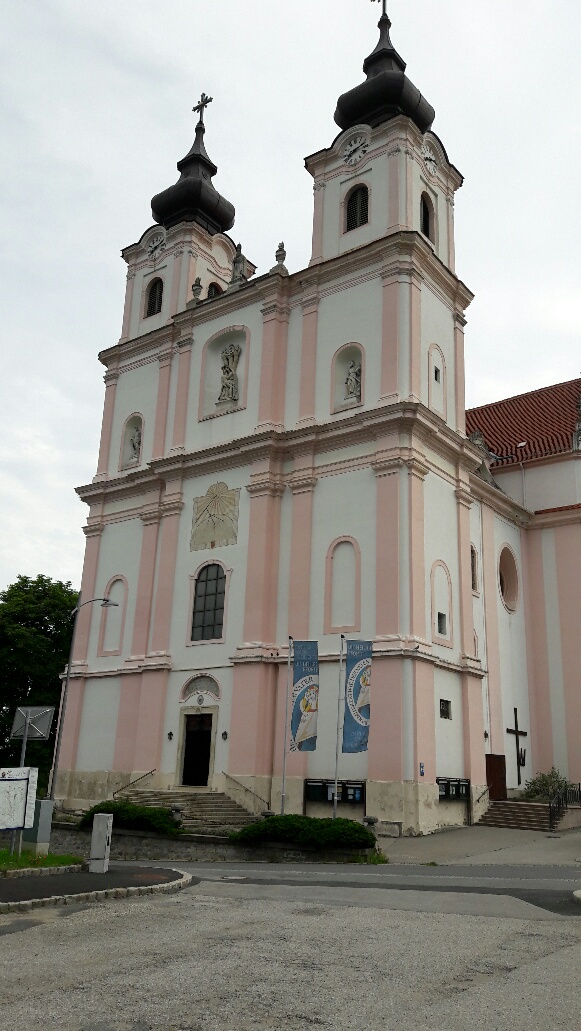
[
  {"xmin": 554, "ymin": 524, "xmax": 581, "ymax": 779},
  {"xmin": 58, "ymin": 678, "xmax": 86, "ymax": 774},
  {"xmin": 130, "ymin": 498, "xmax": 161, "ymax": 658},
  {"xmin": 368, "ymin": 656, "xmax": 404, "ymax": 781},
  {"xmin": 380, "ymin": 275, "xmax": 399, "ymax": 402},
  {"xmin": 454, "ymin": 313, "xmax": 467, "ymax": 434},
  {"xmin": 309, "ymin": 183, "xmax": 325, "ymax": 264},
  {"xmin": 96, "ymin": 370, "xmax": 118, "ymax": 476},
  {"xmin": 481, "ymin": 505, "xmax": 503, "ymax": 752},
  {"xmin": 72, "ymin": 521, "xmax": 103, "ymax": 664},
  {"xmin": 298, "ymin": 297, "xmax": 319, "ymax": 424},
  {"xmin": 171, "ymin": 337, "xmax": 193, "ymax": 450},
  {"xmin": 288, "ymin": 470, "xmax": 316, "ymax": 639},
  {"xmin": 152, "ymin": 349, "xmax": 173, "ymax": 460},
  {"xmin": 461, "ymin": 672, "xmax": 487, "ymax": 783},
  {"xmin": 133, "ymin": 669, "xmax": 170, "ymax": 773},
  {"xmin": 413, "ymin": 660, "xmax": 436, "ymax": 781},
  {"xmin": 120, "ymin": 269, "xmax": 136, "ymax": 342},
  {"xmin": 387, "ymin": 149, "xmax": 401, "ymax": 231},
  {"xmin": 168, "ymin": 249, "xmax": 184, "ymax": 317},
  {"xmin": 456, "ymin": 486, "xmax": 475, "ymax": 657},
  {"xmin": 243, "ymin": 467, "xmax": 284, "ymax": 644},
  {"xmin": 258, "ymin": 295, "xmax": 289, "ymax": 429},
  {"xmin": 112, "ymin": 673, "xmax": 142, "ymax": 772},
  {"xmin": 408, "ymin": 271, "xmax": 422, "ymax": 401},
  {"xmin": 447, "ymin": 195, "xmax": 456, "ymax": 272},
  {"xmin": 408, "ymin": 461, "xmax": 428, "ymax": 639},
  {"xmin": 229, "ymin": 662, "xmax": 277, "ymax": 777},
  {"xmin": 374, "ymin": 462, "xmax": 400, "ymax": 637},
  {"xmin": 149, "ymin": 492, "xmax": 184, "ymax": 653},
  {"xmin": 522, "ymin": 529, "xmax": 553, "ymax": 772}
]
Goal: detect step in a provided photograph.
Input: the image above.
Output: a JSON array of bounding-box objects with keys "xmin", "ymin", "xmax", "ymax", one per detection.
[{"xmin": 477, "ymin": 801, "xmax": 552, "ymax": 831}]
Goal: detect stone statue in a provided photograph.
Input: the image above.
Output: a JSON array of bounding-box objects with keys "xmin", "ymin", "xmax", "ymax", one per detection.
[
  {"xmin": 217, "ymin": 343, "xmax": 242, "ymax": 404},
  {"xmin": 229, "ymin": 244, "xmax": 246, "ymax": 286},
  {"xmin": 191, "ymin": 277, "xmax": 202, "ymax": 303},
  {"xmin": 270, "ymin": 241, "xmax": 289, "ymax": 276},
  {"xmin": 129, "ymin": 425, "xmax": 141, "ymax": 462},
  {"xmin": 345, "ymin": 361, "xmax": 362, "ymax": 402}
]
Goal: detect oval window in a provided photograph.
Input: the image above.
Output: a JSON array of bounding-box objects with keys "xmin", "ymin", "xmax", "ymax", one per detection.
[{"xmin": 498, "ymin": 547, "xmax": 518, "ymax": 612}]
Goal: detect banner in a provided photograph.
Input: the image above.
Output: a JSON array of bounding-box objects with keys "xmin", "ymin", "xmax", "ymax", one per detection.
[
  {"xmin": 342, "ymin": 640, "xmax": 372, "ymax": 753},
  {"xmin": 290, "ymin": 641, "xmax": 319, "ymax": 752}
]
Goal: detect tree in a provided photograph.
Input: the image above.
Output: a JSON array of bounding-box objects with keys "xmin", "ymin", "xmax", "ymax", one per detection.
[{"xmin": 0, "ymin": 575, "xmax": 78, "ymax": 793}]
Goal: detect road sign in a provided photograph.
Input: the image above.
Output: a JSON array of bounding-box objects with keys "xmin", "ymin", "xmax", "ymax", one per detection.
[{"xmin": 10, "ymin": 706, "xmax": 54, "ymax": 741}]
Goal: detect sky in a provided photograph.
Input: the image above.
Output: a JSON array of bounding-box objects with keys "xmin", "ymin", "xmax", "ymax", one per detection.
[{"xmin": 0, "ymin": 0, "xmax": 579, "ymax": 592}]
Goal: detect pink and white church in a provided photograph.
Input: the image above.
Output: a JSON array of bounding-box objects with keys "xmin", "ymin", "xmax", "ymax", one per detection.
[{"xmin": 58, "ymin": 11, "xmax": 581, "ymax": 834}]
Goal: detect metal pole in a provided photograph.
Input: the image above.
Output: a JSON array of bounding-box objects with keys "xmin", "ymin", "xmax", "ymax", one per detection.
[
  {"xmin": 280, "ymin": 636, "xmax": 293, "ymax": 815},
  {"xmin": 48, "ymin": 602, "xmax": 79, "ymax": 802},
  {"xmin": 10, "ymin": 710, "xmax": 31, "ymax": 857},
  {"xmin": 333, "ymin": 635, "xmax": 345, "ymax": 819}
]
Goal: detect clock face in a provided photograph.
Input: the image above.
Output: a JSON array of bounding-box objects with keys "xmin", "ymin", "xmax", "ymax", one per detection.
[
  {"xmin": 343, "ymin": 135, "xmax": 369, "ymax": 166},
  {"xmin": 147, "ymin": 233, "xmax": 165, "ymax": 257},
  {"xmin": 421, "ymin": 144, "xmax": 437, "ymax": 175}
]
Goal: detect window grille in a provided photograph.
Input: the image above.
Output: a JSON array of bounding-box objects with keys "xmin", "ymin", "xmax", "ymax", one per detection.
[
  {"xmin": 207, "ymin": 282, "xmax": 223, "ymax": 299},
  {"xmin": 146, "ymin": 278, "xmax": 163, "ymax": 318},
  {"xmin": 191, "ymin": 564, "xmax": 226, "ymax": 641},
  {"xmin": 346, "ymin": 187, "xmax": 369, "ymax": 232}
]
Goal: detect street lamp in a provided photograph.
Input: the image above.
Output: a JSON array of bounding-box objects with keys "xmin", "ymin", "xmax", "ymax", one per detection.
[{"xmin": 47, "ymin": 595, "xmax": 118, "ymax": 800}]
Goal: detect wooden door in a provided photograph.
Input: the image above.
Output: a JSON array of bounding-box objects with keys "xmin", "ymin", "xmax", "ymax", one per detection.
[
  {"xmin": 182, "ymin": 714, "xmax": 213, "ymax": 786},
  {"xmin": 486, "ymin": 753, "xmax": 507, "ymax": 801}
]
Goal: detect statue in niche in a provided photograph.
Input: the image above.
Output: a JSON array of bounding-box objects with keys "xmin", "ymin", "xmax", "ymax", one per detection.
[
  {"xmin": 128, "ymin": 424, "xmax": 141, "ymax": 464},
  {"xmin": 217, "ymin": 342, "xmax": 242, "ymax": 404},
  {"xmin": 344, "ymin": 361, "xmax": 362, "ymax": 402}
]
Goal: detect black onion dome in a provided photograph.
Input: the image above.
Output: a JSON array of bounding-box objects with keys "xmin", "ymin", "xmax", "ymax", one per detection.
[
  {"xmin": 334, "ymin": 13, "xmax": 434, "ymax": 134},
  {"xmin": 151, "ymin": 119, "xmax": 235, "ymax": 235}
]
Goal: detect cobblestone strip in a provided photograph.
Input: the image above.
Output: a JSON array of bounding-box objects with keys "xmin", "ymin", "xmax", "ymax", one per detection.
[
  {"xmin": 0, "ymin": 864, "xmax": 87, "ymax": 879},
  {"xmin": 0, "ymin": 872, "xmax": 193, "ymax": 914}
]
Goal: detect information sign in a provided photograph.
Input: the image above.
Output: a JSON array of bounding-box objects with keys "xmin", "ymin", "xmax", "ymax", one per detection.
[{"xmin": 0, "ymin": 768, "xmax": 39, "ymax": 831}]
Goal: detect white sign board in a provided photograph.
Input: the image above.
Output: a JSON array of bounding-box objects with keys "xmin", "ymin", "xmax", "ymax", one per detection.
[{"xmin": 0, "ymin": 768, "xmax": 39, "ymax": 830}]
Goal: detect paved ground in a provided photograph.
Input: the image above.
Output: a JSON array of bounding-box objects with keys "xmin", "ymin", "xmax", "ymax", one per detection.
[
  {"xmin": 377, "ymin": 824, "xmax": 581, "ymax": 865},
  {"xmin": 0, "ymin": 867, "xmax": 182, "ymax": 903}
]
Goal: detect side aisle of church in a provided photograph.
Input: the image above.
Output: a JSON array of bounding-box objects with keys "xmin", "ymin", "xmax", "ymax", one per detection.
[{"xmin": 57, "ymin": 12, "xmax": 580, "ymax": 834}]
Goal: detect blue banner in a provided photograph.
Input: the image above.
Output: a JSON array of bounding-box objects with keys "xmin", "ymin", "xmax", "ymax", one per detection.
[
  {"xmin": 342, "ymin": 640, "xmax": 372, "ymax": 753},
  {"xmin": 290, "ymin": 641, "xmax": 319, "ymax": 752}
]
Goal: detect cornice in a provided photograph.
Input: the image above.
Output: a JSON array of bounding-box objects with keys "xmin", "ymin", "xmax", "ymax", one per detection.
[
  {"xmin": 469, "ymin": 473, "xmax": 530, "ymax": 526},
  {"xmin": 530, "ymin": 505, "xmax": 581, "ymax": 529},
  {"xmin": 99, "ymin": 323, "xmax": 176, "ymax": 370}
]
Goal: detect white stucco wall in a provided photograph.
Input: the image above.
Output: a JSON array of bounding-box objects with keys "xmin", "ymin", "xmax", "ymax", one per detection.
[
  {"xmin": 420, "ymin": 284, "xmax": 455, "ymax": 424},
  {"xmin": 494, "ymin": 459, "xmax": 578, "ymax": 513},
  {"xmin": 315, "ymin": 275, "xmax": 382, "ymax": 421},
  {"xmin": 424, "ymin": 471, "xmax": 461, "ymax": 657},
  {"xmin": 108, "ymin": 355, "xmax": 158, "ymax": 476},
  {"xmin": 434, "ymin": 667, "xmax": 464, "ymax": 778},
  {"xmin": 75, "ymin": 677, "xmax": 121, "ymax": 773},
  {"xmin": 87, "ymin": 516, "xmax": 144, "ymax": 670}
]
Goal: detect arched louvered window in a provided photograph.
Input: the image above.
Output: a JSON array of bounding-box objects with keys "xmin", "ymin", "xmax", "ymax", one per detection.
[
  {"xmin": 346, "ymin": 186, "xmax": 369, "ymax": 232},
  {"xmin": 207, "ymin": 282, "xmax": 223, "ymax": 299},
  {"xmin": 191, "ymin": 563, "xmax": 226, "ymax": 641},
  {"xmin": 145, "ymin": 277, "xmax": 163, "ymax": 318}
]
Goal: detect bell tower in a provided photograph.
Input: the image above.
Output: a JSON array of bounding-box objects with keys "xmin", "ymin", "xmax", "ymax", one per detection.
[{"xmin": 306, "ymin": 8, "xmax": 462, "ymax": 273}]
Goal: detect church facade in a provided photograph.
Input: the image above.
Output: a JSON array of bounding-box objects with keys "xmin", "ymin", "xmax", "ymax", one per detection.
[{"xmin": 57, "ymin": 12, "xmax": 580, "ymax": 834}]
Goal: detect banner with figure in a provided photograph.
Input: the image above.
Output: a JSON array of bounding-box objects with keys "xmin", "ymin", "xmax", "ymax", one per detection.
[
  {"xmin": 342, "ymin": 640, "xmax": 372, "ymax": 753},
  {"xmin": 290, "ymin": 641, "xmax": 319, "ymax": 752}
]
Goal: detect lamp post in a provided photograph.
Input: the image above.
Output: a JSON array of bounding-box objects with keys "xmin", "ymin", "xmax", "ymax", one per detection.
[{"xmin": 47, "ymin": 595, "xmax": 118, "ymax": 801}]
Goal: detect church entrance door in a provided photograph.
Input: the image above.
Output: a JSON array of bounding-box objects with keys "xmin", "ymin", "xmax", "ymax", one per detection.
[
  {"xmin": 486, "ymin": 753, "xmax": 507, "ymax": 800},
  {"xmin": 182, "ymin": 713, "xmax": 213, "ymax": 786}
]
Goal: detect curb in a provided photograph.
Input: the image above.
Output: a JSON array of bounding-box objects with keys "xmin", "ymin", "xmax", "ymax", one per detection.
[
  {"xmin": 0, "ymin": 871, "xmax": 193, "ymax": 914},
  {"xmin": 573, "ymin": 890, "xmax": 581, "ymax": 905},
  {"xmin": 0, "ymin": 864, "xmax": 86, "ymax": 880}
]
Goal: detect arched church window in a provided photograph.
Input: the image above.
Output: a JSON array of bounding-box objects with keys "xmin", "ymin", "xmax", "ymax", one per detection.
[
  {"xmin": 191, "ymin": 563, "xmax": 226, "ymax": 641},
  {"xmin": 346, "ymin": 186, "xmax": 368, "ymax": 232},
  {"xmin": 145, "ymin": 277, "xmax": 163, "ymax": 318},
  {"xmin": 207, "ymin": 282, "xmax": 223, "ymax": 299},
  {"xmin": 420, "ymin": 193, "xmax": 435, "ymax": 243}
]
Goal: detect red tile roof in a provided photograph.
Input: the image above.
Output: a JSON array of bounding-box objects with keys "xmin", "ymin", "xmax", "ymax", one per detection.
[{"xmin": 466, "ymin": 378, "xmax": 581, "ymax": 467}]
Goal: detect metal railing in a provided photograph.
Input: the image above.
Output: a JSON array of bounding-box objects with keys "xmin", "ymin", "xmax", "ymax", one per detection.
[
  {"xmin": 549, "ymin": 782, "xmax": 581, "ymax": 830},
  {"xmin": 223, "ymin": 773, "xmax": 269, "ymax": 815},
  {"xmin": 112, "ymin": 769, "xmax": 156, "ymax": 799}
]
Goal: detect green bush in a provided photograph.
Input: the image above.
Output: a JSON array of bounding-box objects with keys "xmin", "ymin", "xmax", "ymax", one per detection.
[
  {"xmin": 229, "ymin": 814, "xmax": 375, "ymax": 850},
  {"xmin": 79, "ymin": 801, "xmax": 182, "ymax": 836},
  {"xmin": 523, "ymin": 767, "xmax": 572, "ymax": 801}
]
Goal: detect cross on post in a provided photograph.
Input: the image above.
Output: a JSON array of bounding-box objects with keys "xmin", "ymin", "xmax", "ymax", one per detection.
[
  {"xmin": 371, "ymin": 0, "xmax": 388, "ymax": 17},
  {"xmin": 506, "ymin": 707, "xmax": 528, "ymax": 786},
  {"xmin": 193, "ymin": 92, "xmax": 213, "ymax": 125}
]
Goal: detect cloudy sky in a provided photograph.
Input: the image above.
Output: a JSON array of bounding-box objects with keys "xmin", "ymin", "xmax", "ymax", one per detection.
[{"xmin": 1, "ymin": 0, "xmax": 579, "ymax": 592}]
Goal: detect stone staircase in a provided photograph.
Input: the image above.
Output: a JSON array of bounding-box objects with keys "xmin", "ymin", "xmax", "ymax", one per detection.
[
  {"xmin": 477, "ymin": 800, "xmax": 552, "ymax": 832},
  {"xmin": 116, "ymin": 787, "xmax": 258, "ymax": 833}
]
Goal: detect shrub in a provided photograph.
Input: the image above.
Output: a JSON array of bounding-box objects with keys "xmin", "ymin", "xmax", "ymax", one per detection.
[
  {"xmin": 79, "ymin": 801, "xmax": 182, "ymax": 836},
  {"xmin": 229, "ymin": 814, "xmax": 375, "ymax": 850},
  {"xmin": 523, "ymin": 767, "xmax": 572, "ymax": 801}
]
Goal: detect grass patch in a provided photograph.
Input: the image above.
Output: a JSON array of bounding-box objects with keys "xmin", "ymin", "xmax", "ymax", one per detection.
[
  {"xmin": 79, "ymin": 801, "xmax": 182, "ymax": 837},
  {"xmin": 0, "ymin": 849, "xmax": 83, "ymax": 871},
  {"xmin": 229, "ymin": 814, "xmax": 376, "ymax": 850}
]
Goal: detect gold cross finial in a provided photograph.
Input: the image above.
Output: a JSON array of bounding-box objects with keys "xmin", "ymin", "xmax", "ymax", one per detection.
[{"xmin": 193, "ymin": 92, "xmax": 213, "ymax": 124}]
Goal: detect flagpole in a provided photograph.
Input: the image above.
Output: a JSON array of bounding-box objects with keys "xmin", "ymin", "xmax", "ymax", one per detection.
[
  {"xmin": 333, "ymin": 634, "xmax": 345, "ymax": 819},
  {"xmin": 280, "ymin": 636, "xmax": 293, "ymax": 815}
]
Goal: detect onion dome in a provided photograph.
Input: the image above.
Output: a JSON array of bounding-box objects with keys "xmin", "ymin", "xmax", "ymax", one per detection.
[
  {"xmin": 151, "ymin": 95, "xmax": 235, "ymax": 235},
  {"xmin": 334, "ymin": 11, "xmax": 435, "ymax": 134}
]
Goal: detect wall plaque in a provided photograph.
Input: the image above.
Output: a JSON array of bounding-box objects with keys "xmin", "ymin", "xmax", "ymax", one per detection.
[{"xmin": 190, "ymin": 482, "xmax": 240, "ymax": 551}]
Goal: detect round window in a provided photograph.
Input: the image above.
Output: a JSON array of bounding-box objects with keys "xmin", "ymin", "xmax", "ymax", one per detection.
[{"xmin": 498, "ymin": 547, "xmax": 518, "ymax": 612}]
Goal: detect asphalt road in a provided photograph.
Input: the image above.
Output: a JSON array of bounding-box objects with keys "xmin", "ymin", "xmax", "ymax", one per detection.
[{"xmin": 1, "ymin": 861, "xmax": 580, "ymax": 1031}]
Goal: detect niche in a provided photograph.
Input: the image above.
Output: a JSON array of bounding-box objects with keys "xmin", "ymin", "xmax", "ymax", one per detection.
[
  {"xmin": 332, "ymin": 343, "xmax": 364, "ymax": 413},
  {"xmin": 431, "ymin": 560, "xmax": 453, "ymax": 647},
  {"xmin": 199, "ymin": 327, "xmax": 249, "ymax": 421},
  {"xmin": 120, "ymin": 414, "xmax": 143, "ymax": 470}
]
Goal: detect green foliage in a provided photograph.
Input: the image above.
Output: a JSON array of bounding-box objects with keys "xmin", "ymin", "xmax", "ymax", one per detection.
[
  {"xmin": 0, "ymin": 575, "xmax": 78, "ymax": 793},
  {"xmin": 351, "ymin": 849, "xmax": 389, "ymax": 865},
  {"xmin": 0, "ymin": 850, "xmax": 83, "ymax": 870},
  {"xmin": 523, "ymin": 767, "xmax": 573, "ymax": 801},
  {"xmin": 229, "ymin": 814, "xmax": 376, "ymax": 850},
  {"xmin": 79, "ymin": 801, "xmax": 182, "ymax": 836}
]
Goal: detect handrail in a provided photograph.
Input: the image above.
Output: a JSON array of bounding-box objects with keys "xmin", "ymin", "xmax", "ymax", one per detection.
[
  {"xmin": 476, "ymin": 785, "xmax": 490, "ymax": 806},
  {"xmin": 223, "ymin": 773, "xmax": 269, "ymax": 815},
  {"xmin": 112, "ymin": 769, "xmax": 156, "ymax": 798},
  {"xmin": 549, "ymin": 782, "xmax": 580, "ymax": 830}
]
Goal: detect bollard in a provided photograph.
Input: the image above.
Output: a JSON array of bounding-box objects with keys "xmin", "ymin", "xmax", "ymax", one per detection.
[{"xmin": 89, "ymin": 813, "xmax": 113, "ymax": 873}]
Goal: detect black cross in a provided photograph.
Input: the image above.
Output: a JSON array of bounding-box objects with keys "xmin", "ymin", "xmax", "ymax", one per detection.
[
  {"xmin": 193, "ymin": 92, "xmax": 213, "ymax": 125},
  {"xmin": 506, "ymin": 707, "xmax": 528, "ymax": 786},
  {"xmin": 371, "ymin": 0, "xmax": 388, "ymax": 18}
]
